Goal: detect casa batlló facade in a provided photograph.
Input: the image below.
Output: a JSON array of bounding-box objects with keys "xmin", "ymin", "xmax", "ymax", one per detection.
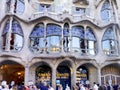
[{"xmin": 0, "ymin": 0, "xmax": 120, "ymax": 89}]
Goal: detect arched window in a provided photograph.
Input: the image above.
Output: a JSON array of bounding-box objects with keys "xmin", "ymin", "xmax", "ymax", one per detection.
[
  {"xmin": 101, "ymin": 0, "xmax": 113, "ymax": 22},
  {"xmin": 6, "ymin": 0, "xmax": 25, "ymax": 14},
  {"xmin": 102, "ymin": 27, "xmax": 118, "ymax": 55},
  {"xmin": 46, "ymin": 24, "xmax": 62, "ymax": 53},
  {"xmin": 85, "ymin": 27, "xmax": 97, "ymax": 55},
  {"xmin": 63, "ymin": 23, "xmax": 70, "ymax": 52},
  {"xmin": 71, "ymin": 26, "xmax": 84, "ymax": 53},
  {"xmin": 29, "ymin": 23, "xmax": 44, "ymax": 53},
  {"xmin": 2, "ymin": 19, "xmax": 24, "ymax": 51}
]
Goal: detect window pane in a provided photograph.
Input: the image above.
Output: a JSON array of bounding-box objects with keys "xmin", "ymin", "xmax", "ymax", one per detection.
[
  {"xmin": 14, "ymin": 34, "xmax": 23, "ymax": 51},
  {"xmin": 72, "ymin": 37, "xmax": 80, "ymax": 52},
  {"xmin": 15, "ymin": 0, "xmax": 25, "ymax": 14}
]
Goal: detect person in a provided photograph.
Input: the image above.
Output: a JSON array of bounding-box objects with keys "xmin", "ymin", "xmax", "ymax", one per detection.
[
  {"xmin": 48, "ymin": 85, "xmax": 54, "ymax": 90},
  {"xmin": 93, "ymin": 82, "xmax": 99, "ymax": 90},
  {"xmin": 65, "ymin": 84, "xmax": 70, "ymax": 90},
  {"xmin": 73, "ymin": 85, "xmax": 78, "ymax": 90},
  {"xmin": 1, "ymin": 80, "xmax": 9, "ymax": 90},
  {"xmin": 79, "ymin": 83, "xmax": 85, "ymax": 90},
  {"xmin": 39, "ymin": 82, "xmax": 48, "ymax": 90},
  {"xmin": 58, "ymin": 84, "xmax": 63, "ymax": 90}
]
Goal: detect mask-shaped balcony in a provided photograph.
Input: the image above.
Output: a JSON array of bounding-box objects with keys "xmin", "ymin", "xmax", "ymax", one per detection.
[
  {"xmin": 73, "ymin": 0, "xmax": 89, "ymax": 5},
  {"xmin": 37, "ymin": 0, "xmax": 54, "ymax": 4}
]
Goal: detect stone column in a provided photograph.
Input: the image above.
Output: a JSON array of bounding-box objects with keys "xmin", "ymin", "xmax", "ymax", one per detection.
[
  {"xmin": 10, "ymin": 0, "xmax": 15, "ymax": 14},
  {"xmin": 61, "ymin": 25, "xmax": 64, "ymax": 53},
  {"xmin": 98, "ymin": 67, "xmax": 101, "ymax": 86},
  {"xmin": 113, "ymin": 25, "xmax": 118, "ymax": 55},
  {"xmin": 43, "ymin": 23, "xmax": 47, "ymax": 53},
  {"xmin": 6, "ymin": 16, "xmax": 13, "ymax": 51},
  {"xmin": 52, "ymin": 67, "xmax": 56, "ymax": 90},
  {"xmin": 71, "ymin": 65, "xmax": 76, "ymax": 87},
  {"xmin": 24, "ymin": 65, "xmax": 29, "ymax": 86},
  {"xmin": 69, "ymin": 26, "xmax": 72, "ymax": 52}
]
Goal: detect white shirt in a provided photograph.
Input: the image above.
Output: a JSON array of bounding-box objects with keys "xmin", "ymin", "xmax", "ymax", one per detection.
[{"xmin": 93, "ymin": 84, "xmax": 99, "ymax": 90}]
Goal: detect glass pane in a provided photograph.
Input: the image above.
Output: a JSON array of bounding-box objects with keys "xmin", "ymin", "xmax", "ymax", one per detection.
[
  {"xmin": 87, "ymin": 41, "xmax": 95, "ymax": 55},
  {"xmin": 12, "ymin": 21, "xmax": 23, "ymax": 36},
  {"xmin": 46, "ymin": 24, "xmax": 61, "ymax": 36},
  {"xmin": 30, "ymin": 24, "xmax": 44, "ymax": 37},
  {"xmin": 72, "ymin": 37, "xmax": 80, "ymax": 52},
  {"xmin": 47, "ymin": 36, "xmax": 60, "ymax": 52},
  {"xmin": 85, "ymin": 27, "xmax": 96, "ymax": 41},
  {"xmin": 102, "ymin": 40, "xmax": 110, "ymax": 54},
  {"xmin": 14, "ymin": 34, "xmax": 23, "ymax": 51},
  {"xmin": 101, "ymin": 1, "xmax": 113, "ymax": 22},
  {"xmin": 72, "ymin": 26, "xmax": 84, "ymax": 38},
  {"xmin": 103, "ymin": 27, "xmax": 114, "ymax": 40},
  {"xmin": 15, "ymin": 0, "xmax": 25, "ymax": 14}
]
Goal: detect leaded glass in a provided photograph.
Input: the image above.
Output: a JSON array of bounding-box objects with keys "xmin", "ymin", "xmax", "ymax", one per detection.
[
  {"xmin": 2, "ymin": 20, "xmax": 23, "ymax": 36},
  {"xmin": 101, "ymin": 0, "xmax": 113, "ymax": 22},
  {"xmin": 15, "ymin": 0, "xmax": 25, "ymax": 14},
  {"xmin": 30, "ymin": 24, "xmax": 44, "ymax": 37},
  {"xmin": 46, "ymin": 24, "xmax": 61, "ymax": 36},
  {"xmin": 103, "ymin": 27, "xmax": 114, "ymax": 40},
  {"xmin": 85, "ymin": 27, "xmax": 96, "ymax": 41},
  {"xmin": 12, "ymin": 21, "xmax": 23, "ymax": 36},
  {"xmin": 72, "ymin": 26, "xmax": 84, "ymax": 38},
  {"xmin": 2, "ymin": 20, "xmax": 10, "ymax": 35}
]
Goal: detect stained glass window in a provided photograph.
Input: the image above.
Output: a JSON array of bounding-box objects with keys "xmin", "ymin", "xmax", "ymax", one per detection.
[
  {"xmin": 2, "ymin": 19, "xmax": 24, "ymax": 51},
  {"xmin": 85, "ymin": 27, "xmax": 96, "ymax": 41},
  {"xmin": 46, "ymin": 24, "xmax": 62, "ymax": 53},
  {"xmin": 102, "ymin": 27, "xmax": 118, "ymax": 55},
  {"xmin": 29, "ymin": 23, "xmax": 44, "ymax": 53},
  {"xmin": 101, "ymin": 0, "xmax": 113, "ymax": 22}
]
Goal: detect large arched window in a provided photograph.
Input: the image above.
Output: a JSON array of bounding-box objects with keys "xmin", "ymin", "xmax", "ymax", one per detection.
[
  {"xmin": 2, "ymin": 19, "xmax": 24, "ymax": 51},
  {"xmin": 46, "ymin": 24, "xmax": 62, "ymax": 53},
  {"xmin": 101, "ymin": 0, "xmax": 113, "ymax": 22},
  {"xmin": 71, "ymin": 26, "xmax": 84, "ymax": 53},
  {"xmin": 29, "ymin": 23, "xmax": 44, "ymax": 53},
  {"xmin": 85, "ymin": 27, "xmax": 97, "ymax": 55},
  {"xmin": 102, "ymin": 27, "xmax": 118, "ymax": 55},
  {"xmin": 63, "ymin": 23, "xmax": 70, "ymax": 52},
  {"xmin": 6, "ymin": 0, "xmax": 25, "ymax": 14}
]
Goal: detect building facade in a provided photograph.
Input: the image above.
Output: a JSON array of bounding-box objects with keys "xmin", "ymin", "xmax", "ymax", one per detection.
[{"xmin": 0, "ymin": 0, "xmax": 120, "ymax": 89}]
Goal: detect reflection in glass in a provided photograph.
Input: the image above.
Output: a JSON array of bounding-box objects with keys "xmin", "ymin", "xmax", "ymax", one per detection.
[
  {"xmin": 29, "ymin": 23, "xmax": 44, "ymax": 53},
  {"xmin": 102, "ymin": 27, "xmax": 118, "ymax": 55},
  {"xmin": 2, "ymin": 20, "xmax": 24, "ymax": 51},
  {"xmin": 101, "ymin": 0, "xmax": 113, "ymax": 22},
  {"xmin": 46, "ymin": 24, "xmax": 61, "ymax": 53}
]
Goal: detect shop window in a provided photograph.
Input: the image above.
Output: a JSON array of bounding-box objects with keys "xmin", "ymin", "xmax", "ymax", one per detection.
[
  {"xmin": 2, "ymin": 19, "xmax": 24, "ymax": 51},
  {"xmin": 29, "ymin": 23, "xmax": 44, "ymax": 53},
  {"xmin": 46, "ymin": 24, "xmax": 62, "ymax": 53}
]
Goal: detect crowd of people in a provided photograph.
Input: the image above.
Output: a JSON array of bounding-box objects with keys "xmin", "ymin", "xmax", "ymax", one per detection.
[{"xmin": 0, "ymin": 80, "xmax": 119, "ymax": 90}]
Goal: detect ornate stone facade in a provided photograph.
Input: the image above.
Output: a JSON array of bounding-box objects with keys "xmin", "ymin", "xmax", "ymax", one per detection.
[{"xmin": 0, "ymin": 0, "xmax": 120, "ymax": 89}]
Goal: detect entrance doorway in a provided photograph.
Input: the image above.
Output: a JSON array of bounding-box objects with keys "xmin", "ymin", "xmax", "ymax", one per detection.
[
  {"xmin": 101, "ymin": 74, "xmax": 120, "ymax": 85},
  {"xmin": 76, "ymin": 66, "xmax": 89, "ymax": 84},
  {"xmin": 0, "ymin": 60, "xmax": 24, "ymax": 85},
  {"xmin": 36, "ymin": 65, "xmax": 52, "ymax": 85},
  {"xmin": 101, "ymin": 64, "xmax": 120, "ymax": 85},
  {"xmin": 56, "ymin": 66, "xmax": 71, "ymax": 90}
]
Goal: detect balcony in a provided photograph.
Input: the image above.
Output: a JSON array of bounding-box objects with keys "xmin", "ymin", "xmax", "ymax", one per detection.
[{"xmin": 73, "ymin": 0, "xmax": 89, "ymax": 5}]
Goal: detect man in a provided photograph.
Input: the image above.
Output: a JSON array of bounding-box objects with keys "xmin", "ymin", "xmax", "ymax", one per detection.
[
  {"xmin": 93, "ymin": 82, "xmax": 99, "ymax": 90},
  {"xmin": 79, "ymin": 83, "xmax": 85, "ymax": 90}
]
